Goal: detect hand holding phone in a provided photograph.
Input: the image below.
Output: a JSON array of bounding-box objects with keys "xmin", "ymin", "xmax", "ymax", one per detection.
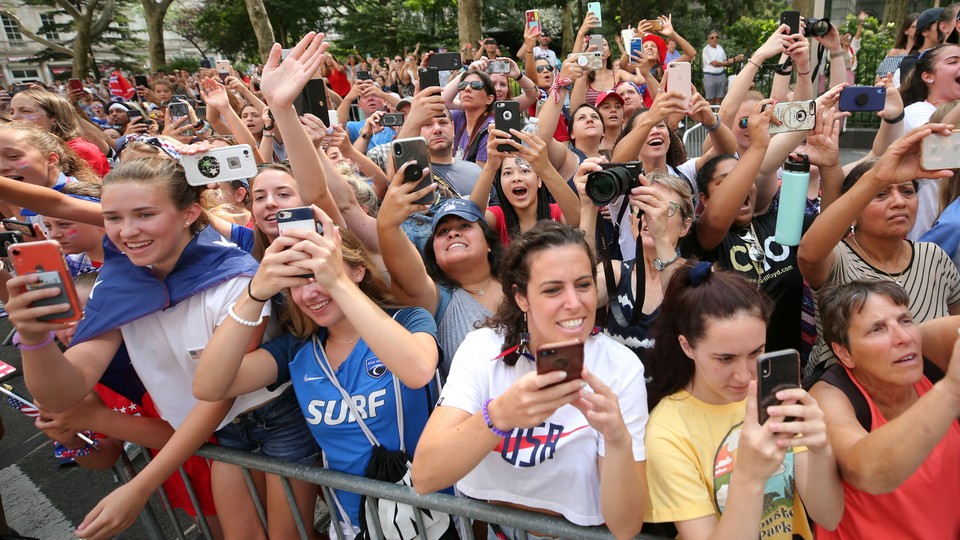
[
  {"xmin": 9, "ymin": 241, "xmax": 83, "ymax": 323},
  {"xmin": 536, "ymin": 340, "xmax": 585, "ymax": 384},
  {"xmin": 756, "ymin": 349, "xmax": 800, "ymax": 424}
]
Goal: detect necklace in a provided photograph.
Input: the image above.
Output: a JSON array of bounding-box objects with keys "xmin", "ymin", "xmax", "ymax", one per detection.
[
  {"xmin": 462, "ymin": 275, "xmax": 493, "ymax": 296},
  {"xmin": 327, "ymin": 333, "xmax": 360, "ymax": 344},
  {"xmin": 851, "ymin": 235, "xmax": 906, "ymax": 286}
]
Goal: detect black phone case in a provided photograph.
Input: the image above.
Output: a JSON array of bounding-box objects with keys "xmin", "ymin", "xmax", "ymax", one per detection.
[
  {"xmin": 757, "ymin": 349, "xmax": 801, "ymax": 424},
  {"xmin": 428, "ymin": 53, "xmax": 463, "ymax": 71},
  {"xmin": 494, "ymin": 101, "xmax": 522, "ymax": 152},
  {"xmin": 295, "ymin": 79, "xmax": 330, "ymax": 124},
  {"xmin": 419, "ymin": 67, "xmax": 440, "ymax": 90}
]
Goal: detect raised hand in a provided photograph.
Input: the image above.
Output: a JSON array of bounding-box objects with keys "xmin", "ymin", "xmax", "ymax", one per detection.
[{"xmin": 260, "ymin": 32, "xmax": 328, "ymax": 108}]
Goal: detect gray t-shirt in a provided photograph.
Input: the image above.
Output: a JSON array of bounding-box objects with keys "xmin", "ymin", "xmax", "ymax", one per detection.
[
  {"xmin": 435, "ymin": 285, "xmax": 492, "ymax": 383},
  {"xmin": 432, "ymin": 159, "xmax": 481, "ymax": 198}
]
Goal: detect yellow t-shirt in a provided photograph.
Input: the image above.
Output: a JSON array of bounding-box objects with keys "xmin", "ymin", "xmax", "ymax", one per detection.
[{"xmin": 644, "ymin": 390, "xmax": 812, "ymax": 539}]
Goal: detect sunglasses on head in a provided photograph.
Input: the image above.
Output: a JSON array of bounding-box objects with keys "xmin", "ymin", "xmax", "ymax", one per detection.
[
  {"xmin": 738, "ymin": 117, "xmax": 748, "ymax": 129},
  {"xmin": 458, "ymin": 80, "xmax": 485, "ymax": 91},
  {"xmin": 536, "ymin": 65, "xmax": 555, "ymax": 73}
]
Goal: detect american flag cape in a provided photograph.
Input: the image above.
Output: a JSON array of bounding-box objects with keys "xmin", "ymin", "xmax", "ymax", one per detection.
[{"xmin": 71, "ymin": 226, "xmax": 259, "ymax": 403}]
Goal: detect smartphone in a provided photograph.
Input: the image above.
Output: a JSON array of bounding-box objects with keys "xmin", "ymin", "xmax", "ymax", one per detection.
[
  {"xmin": 769, "ymin": 100, "xmax": 816, "ymax": 134},
  {"xmin": 380, "ymin": 113, "xmax": 404, "ymax": 127},
  {"xmin": 536, "ymin": 339, "xmax": 585, "ymax": 384},
  {"xmin": 630, "ymin": 38, "xmax": 644, "ymax": 63},
  {"xmin": 756, "ymin": 349, "xmax": 801, "ymax": 424},
  {"xmin": 428, "ymin": 52, "xmax": 463, "ymax": 71},
  {"xmin": 68, "ymin": 78, "xmax": 83, "ymax": 92},
  {"xmin": 2, "ymin": 219, "xmax": 38, "ymax": 238},
  {"xmin": 649, "ymin": 19, "xmax": 663, "ymax": 32},
  {"xmin": 392, "ymin": 137, "xmax": 434, "ymax": 205},
  {"xmin": 356, "ymin": 70, "xmax": 372, "ymax": 81},
  {"xmin": 181, "ymin": 145, "xmax": 258, "ymax": 187},
  {"xmin": 780, "ymin": 11, "xmax": 801, "ymax": 35},
  {"xmin": 922, "ymin": 131, "xmax": 960, "ymax": 170},
  {"xmin": 568, "ymin": 52, "xmax": 603, "ymax": 71},
  {"xmin": 494, "ymin": 101, "xmax": 522, "ymax": 152},
  {"xmin": 0, "ymin": 230, "xmax": 22, "ymax": 258},
  {"xmin": 486, "ymin": 59, "xmax": 512, "ymax": 74},
  {"xmin": 587, "ymin": 2, "xmax": 602, "ymax": 26},
  {"xmin": 419, "ymin": 67, "xmax": 440, "ymax": 91},
  {"xmin": 167, "ymin": 101, "xmax": 194, "ymax": 137},
  {"xmin": 666, "ymin": 62, "xmax": 692, "ymax": 106},
  {"xmin": 215, "ymin": 60, "xmax": 231, "ymax": 81},
  {"xmin": 838, "ymin": 86, "xmax": 886, "ymax": 112},
  {"xmin": 10, "ymin": 241, "xmax": 83, "ymax": 323},
  {"xmin": 295, "ymin": 78, "xmax": 331, "ymax": 127},
  {"xmin": 588, "ymin": 34, "xmax": 604, "ymax": 52},
  {"xmin": 276, "ymin": 206, "xmax": 322, "ymax": 236},
  {"xmin": 621, "ymin": 29, "xmax": 636, "ymax": 47},
  {"xmin": 127, "ymin": 106, "xmax": 143, "ymax": 121},
  {"xmin": 134, "ymin": 74, "xmax": 148, "ymax": 88},
  {"xmin": 525, "ymin": 9, "xmax": 542, "ymax": 36}
]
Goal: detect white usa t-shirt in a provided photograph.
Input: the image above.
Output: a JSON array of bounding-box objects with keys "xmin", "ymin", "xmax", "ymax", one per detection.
[{"xmin": 438, "ymin": 328, "xmax": 648, "ymax": 526}]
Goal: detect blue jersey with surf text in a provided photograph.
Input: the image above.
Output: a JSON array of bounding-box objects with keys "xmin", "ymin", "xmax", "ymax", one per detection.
[{"xmin": 261, "ymin": 306, "xmax": 439, "ymax": 526}]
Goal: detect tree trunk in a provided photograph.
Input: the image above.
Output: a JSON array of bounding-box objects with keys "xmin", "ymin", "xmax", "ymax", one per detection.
[
  {"xmin": 883, "ymin": 0, "xmax": 909, "ymax": 25},
  {"xmin": 794, "ymin": 0, "xmax": 814, "ymax": 18},
  {"xmin": 243, "ymin": 0, "xmax": 275, "ymax": 63},
  {"xmin": 142, "ymin": 0, "xmax": 174, "ymax": 69},
  {"xmin": 74, "ymin": 25, "xmax": 92, "ymax": 79},
  {"xmin": 562, "ymin": 1, "xmax": 574, "ymax": 56},
  {"xmin": 458, "ymin": 0, "xmax": 482, "ymax": 53}
]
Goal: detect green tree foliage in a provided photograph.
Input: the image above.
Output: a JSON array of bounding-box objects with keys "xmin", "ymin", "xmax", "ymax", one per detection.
[{"xmin": 181, "ymin": 0, "xmax": 325, "ymax": 62}]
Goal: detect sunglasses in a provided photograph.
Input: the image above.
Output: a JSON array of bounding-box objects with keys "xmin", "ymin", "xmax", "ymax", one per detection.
[
  {"xmin": 738, "ymin": 117, "xmax": 748, "ymax": 129},
  {"xmin": 536, "ymin": 65, "xmax": 555, "ymax": 73},
  {"xmin": 709, "ymin": 36, "xmax": 719, "ymax": 39},
  {"xmin": 457, "ymin": 81, "xmax": 485, "ymax": 91}
]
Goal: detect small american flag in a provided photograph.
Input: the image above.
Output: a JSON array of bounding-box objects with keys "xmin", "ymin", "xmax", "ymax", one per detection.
[{"xmin": 6, "ymin": 395, "xmax": 38, "ymax": 418}]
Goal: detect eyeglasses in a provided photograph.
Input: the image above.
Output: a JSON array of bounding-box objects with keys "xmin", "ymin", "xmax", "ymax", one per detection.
[
  {"xmin": 667, "ymin": 201, "xmax": 681, "ymax": 217},
  {"xmin": 709, "ymin": 36, "xmax": 719, "ymax": 40},
  {"xmin": 535, "ymin": 65, "xmax": 555, "ymax": 73},
  {"xmin": 457, "ymin": 80, "xmax": 485, "ymax": 91},
  {"xmin": 738, "ymin": 117, "xmax": 748, "ymax": 129}
]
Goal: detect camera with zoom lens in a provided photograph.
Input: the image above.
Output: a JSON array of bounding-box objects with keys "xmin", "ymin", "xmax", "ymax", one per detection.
[
  {"xmin": 585, "ymin": 161, "xmax": 643, "ymax": 206},
  {"xmin": 804, "ymin": 17, "xmax": 831, "ymax": 37}
]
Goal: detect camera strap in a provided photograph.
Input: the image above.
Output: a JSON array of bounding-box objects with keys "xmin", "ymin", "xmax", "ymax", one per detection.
[
  {"xmin": 597, "ymin": 206, "xmax": 644, "ymax": 329},
  {"xmin": 811, "ymin": 44, "xmax": 827, "ymax": 82}
]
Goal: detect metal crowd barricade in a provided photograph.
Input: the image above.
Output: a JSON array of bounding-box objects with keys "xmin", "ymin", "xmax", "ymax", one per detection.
[{"xmin": 121, "ymin": 442, "xmax": 669, "ymax": 540}]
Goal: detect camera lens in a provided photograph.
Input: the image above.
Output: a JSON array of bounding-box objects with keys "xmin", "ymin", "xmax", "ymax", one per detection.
[
  {"xmin": 394, "ymin": 146, "xmax": 402, "ymax": 156},
  {"xmin": 503, "ymin": 111, "xmax": 512, "ymax": 120},
  {"xmin": 243, "ymin": 149, "xmax": 250, "ymax": 156},
  {"xmin": 796, "ymin": 110, "xmax": 806, "ymax": 122},
  {"xmin": 585, "ymin": 166, "xmax": 633, "ymax": 206}
]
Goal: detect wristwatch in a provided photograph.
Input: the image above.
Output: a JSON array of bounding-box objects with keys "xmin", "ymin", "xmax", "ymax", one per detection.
[{"xmin": 654, "ymin": 253, "xmax": 680, "ymax": 271}]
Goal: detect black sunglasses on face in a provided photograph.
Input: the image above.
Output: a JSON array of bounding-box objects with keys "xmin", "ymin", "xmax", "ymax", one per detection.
[
  {"xmin": 536, "ymin": 65, "xmax": 555, "ymax": 73},
  {"xmin": 738, "ymin": 117, "xmax": 748, "ymax": 129},
  {"xmin": 458, "ymin": 81, "xmax": 485, "ymax": 91}
]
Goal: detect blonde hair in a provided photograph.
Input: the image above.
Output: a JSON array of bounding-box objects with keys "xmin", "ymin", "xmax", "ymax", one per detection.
[
  {"xmin": 16, "ymin": 88, "xmax": 83, "ymax": 140},
  {"xmin": 280, "ymin": 229, "xmax": 403, "ymax": 339},
  {"xmin": 344, "ymin": 174, "xmax": 379, "ymax": 217},
  {"xmin": 647, "ymin": 170, "xmax": 694, "ymax": 220},
  {"xmin": 0, "ymin": 121, "xmax": 99, "ymax": 184},
  {"xmin": 930, "ymin": 101, "xmax": 960, "ymax": 215},
  {"xmin": 104, "ymin": 158, "xmax": 209, "ymax": 234}
]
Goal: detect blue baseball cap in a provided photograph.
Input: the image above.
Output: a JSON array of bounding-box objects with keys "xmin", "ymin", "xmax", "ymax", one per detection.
[{"xmin": 432, "ymin": 199, "xmax": 486, "ymax": 233}]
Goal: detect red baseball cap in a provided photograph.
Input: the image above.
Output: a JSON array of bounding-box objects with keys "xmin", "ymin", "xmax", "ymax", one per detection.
[{"xmin": 595, "ymin": 90, "xmax": 625, "ymax": 107}]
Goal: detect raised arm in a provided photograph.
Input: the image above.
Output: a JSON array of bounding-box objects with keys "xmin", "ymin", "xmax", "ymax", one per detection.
[
  {"xmin": 200, "ymin": 77, "xmax": 265, "ymax": 163},
  {"xmin": 696, "ymin": 101, "xmax": 773, "ymax": 250},
  {"xmin": 226, "ymin": 75, "xmax": 267, "ymax": 114},
  {"xmin": 376, "ymin": 168, "xmax": 442, "ymax": 314},
  {"xmin": 611, "ymin": 89, "xmax": 687, "ymax": 162},
  {"xmin": 510, "ymin": 128, "xmax": 581, "ymax": 227},
  {"xmin": 798, "ymin": 124, "xmax": 955, "ymax": 289},
  {"xmin": 258, "ymin": 33, "xmax": 345, "ymax": 229},
  {"xmin": 0, "ymin": 177, "xmax": 103, "ymax": 226},
  {"xmin": 659, "ymin": 15, "xmax": 697, "ymax": 62}
]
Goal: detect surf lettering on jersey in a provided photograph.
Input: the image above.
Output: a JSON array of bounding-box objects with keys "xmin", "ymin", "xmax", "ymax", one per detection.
[{"xmin": 304, "ymin": 389, "xmax": 387, "ymax": 425}]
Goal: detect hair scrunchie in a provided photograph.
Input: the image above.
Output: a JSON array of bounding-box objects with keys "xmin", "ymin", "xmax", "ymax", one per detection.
[{"xmin": 688, "ymin": 261, "xmax": 713, "ymax": 286}]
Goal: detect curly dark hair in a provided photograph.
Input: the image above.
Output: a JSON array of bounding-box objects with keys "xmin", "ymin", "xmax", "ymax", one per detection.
[{"xmin": 483, "ymin": 221, "xmax": 596, "ymax": 366}]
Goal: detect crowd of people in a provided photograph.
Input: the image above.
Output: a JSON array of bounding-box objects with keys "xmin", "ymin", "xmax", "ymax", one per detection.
[{"xmin": 0, "ymin": 6, "xmax": 959, "ymax": 540}]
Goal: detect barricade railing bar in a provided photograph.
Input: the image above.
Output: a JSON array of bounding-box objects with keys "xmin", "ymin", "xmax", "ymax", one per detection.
[{"xmin": 122, "ymin": 442, "xmax": 670, "ymax": 540}]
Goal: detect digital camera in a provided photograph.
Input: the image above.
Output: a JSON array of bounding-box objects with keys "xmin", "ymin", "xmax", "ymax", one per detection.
[
  {"xmin": 182, "ymin": 144, "xmax": 258, "ymax": 186},
  {"xmin": 804, "ymin": 17, "xmax": 831, "ymax": 37},
  {"xmin": 585, "ymin": 162, "xmax": 643, "ymax": 206}
]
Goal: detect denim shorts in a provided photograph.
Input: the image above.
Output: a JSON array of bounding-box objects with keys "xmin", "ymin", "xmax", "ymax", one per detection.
[{"xmin": 215, "ymin": 387, "xmax": 319, "ymax": 465}]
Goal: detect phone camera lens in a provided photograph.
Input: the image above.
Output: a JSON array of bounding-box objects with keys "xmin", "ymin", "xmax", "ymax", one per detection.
[
  {"xmin": 394, "ymin": 147, "xmax": 402, "ymax": 156},
  {"xmin": 243, "ymin": 150, "xmax": 250, "ymax": 156}
]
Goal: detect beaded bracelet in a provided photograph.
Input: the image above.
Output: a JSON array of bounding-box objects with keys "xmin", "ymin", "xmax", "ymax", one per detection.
[
  {"xmin": 15, "ymin": 331, "xmax": 56, "ymax": 351},
  {"xmin": 227, "ymin": 302, "xmax": 263, "ymax": 327},
  {"xmin": 54, "ymin": 432, "xmax": 100, "ymax": 459},
  {"xmin": 482, "ymin": 399, "xmax": 512, "ymax": 438}
]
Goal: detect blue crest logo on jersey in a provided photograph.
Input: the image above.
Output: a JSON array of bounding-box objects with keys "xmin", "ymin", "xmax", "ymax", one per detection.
[{"xmin": 365, "ymin": 356, "xmax": 387, "ymax": 379}]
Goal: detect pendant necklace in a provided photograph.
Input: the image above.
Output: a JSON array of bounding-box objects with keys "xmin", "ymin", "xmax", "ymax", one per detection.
[
  {"xmin": 851, "ymin": 235, "xmax": 906, "ymax": 287},
  {"xmin": 463, "ymin": 275, "xmax": 493, "ymax": 296}
]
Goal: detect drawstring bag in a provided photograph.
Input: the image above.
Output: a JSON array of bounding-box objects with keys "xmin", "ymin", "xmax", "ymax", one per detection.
[{"xmin": 312, "ymin": 333, "xmax": 457, "ymax": 540}]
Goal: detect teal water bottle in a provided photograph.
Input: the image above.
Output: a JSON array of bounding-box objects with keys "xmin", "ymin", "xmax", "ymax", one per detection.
[{"xmin": 775, "ymin": 154, "xmax": 810, "ymax": 246}]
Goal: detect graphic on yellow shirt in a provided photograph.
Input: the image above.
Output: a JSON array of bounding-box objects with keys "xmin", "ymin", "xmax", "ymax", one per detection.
[{"xmin": 713, "ymin": 422, "xmax": 798, "ymax": 539}]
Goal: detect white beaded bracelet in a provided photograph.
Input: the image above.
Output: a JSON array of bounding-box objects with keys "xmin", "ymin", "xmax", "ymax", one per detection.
[{"xmin": 227, "ymin": 302, "xmax": 263, "ymax": 327}]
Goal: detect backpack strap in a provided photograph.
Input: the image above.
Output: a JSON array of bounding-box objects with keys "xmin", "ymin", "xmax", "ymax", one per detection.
[{"xmin": 818, "ymin": 363, "xmax": 872, "ymax": 431}]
